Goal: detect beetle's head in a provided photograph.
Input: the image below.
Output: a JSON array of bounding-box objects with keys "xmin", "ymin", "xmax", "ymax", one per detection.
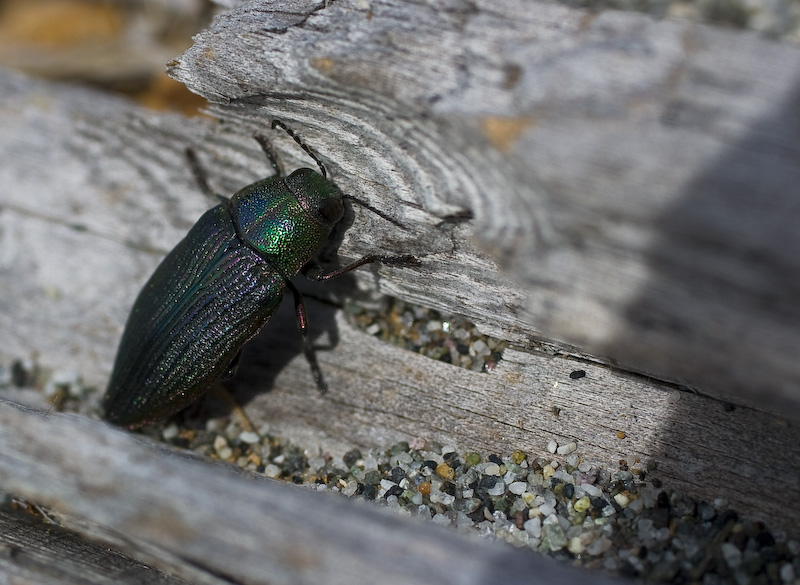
[{"xmin": 285, "ymin": 168, "xmax": 345, "ymax": 229}]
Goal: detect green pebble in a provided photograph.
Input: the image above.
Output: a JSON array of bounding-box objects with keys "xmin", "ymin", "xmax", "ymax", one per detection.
[
  {"xmin": 464, "ymin": 452, "xmax": 482, "ymax": 467},
  {"xmin": 574, "ymin": 496, "xmax": 592, "ymax": 513}
]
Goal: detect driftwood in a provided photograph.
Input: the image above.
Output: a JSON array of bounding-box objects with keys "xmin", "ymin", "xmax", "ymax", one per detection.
[
  {"xmin": 0, "ymin": 399, "xmax": 618, "ymax": 585},
  {"xmin": 1, "ymin": 0, "xmax": 800, "ymax": 580}
]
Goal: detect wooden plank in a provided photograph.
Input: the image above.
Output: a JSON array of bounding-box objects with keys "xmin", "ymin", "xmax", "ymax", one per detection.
[
  {"xmin": 166, "ymin": 0, "xmax": 800, "ymax": 416},
  {"xmin": 0, "ymin": 399, "xmax": 621, "ymax": 585},
  {"xmin": 0, "ymin": 505, "xmax": 192, "ymax": 585}
]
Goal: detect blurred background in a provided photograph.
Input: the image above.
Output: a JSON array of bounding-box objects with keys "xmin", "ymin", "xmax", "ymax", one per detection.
[{"xmin": 0, "ymin": 0, "xmax": 213, "ymax": 115}]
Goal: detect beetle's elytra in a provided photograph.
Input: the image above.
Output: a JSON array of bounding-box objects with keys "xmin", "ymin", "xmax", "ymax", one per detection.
[{"xmin": 103, "ymin": 121, "xmax": 417, "ymax": 428}]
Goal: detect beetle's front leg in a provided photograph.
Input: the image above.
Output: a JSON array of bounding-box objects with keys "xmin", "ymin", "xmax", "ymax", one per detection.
[{"xmin": 302, "ymin": 254, "xmax": 420, "ymax": 282}]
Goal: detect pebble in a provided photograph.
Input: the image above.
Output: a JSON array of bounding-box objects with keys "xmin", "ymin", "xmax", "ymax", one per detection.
[
  {"xmin": 556, "ymin": 442, "xmax": 577, "ymax": 455},
  {"xmin": 239, "ymin": 431, "xmax": 260, "ymax": 444}
]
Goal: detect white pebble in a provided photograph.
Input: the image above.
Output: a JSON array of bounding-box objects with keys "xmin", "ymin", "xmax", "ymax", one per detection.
[
  {"xmin": 627, "ymin": 497, "xmax": 644, "ymax": 513},
  {"xmin": 239, "ymin": 431, "xmax": 260, "ymax": 444},
  {"xmin": 508, "ymin": 481, "xmax": 527, "ymax": 495},
  {"xmin": 263, "ymin": 464, "xmax": 281, "ymax": 478},
  {"xmin": 581, "ymin": 483, "xmax": 603, "ymax": 498},
  {"xmin": 487, "ymin": 481, "xmax": 506, "ymax": 496},
  {"xmin": 524, "ymin": 516, "xmax": 542, "ymax": 537},
  {"xmin": 567, "ymin": 536, "xmax": 585, "ymax": 555},
  {"xmin": 586, "ymin": 536, "xmax": 612, "ymax": 556},
  {"xmin": 538, "ymin": 503, "xmax": 555, "ymax": 517},
  {"xmin": 484, "ymin": 463, "xmax": 501, "ymax": 476},
  {"xmin": 779, "ymin": 562, "xmax": 795, "ymax": 583},
  {"xmin": 613, "ymin": 493, "xmax": 630, "ymax": 508},
  {"xmin": 431, "ymin": 513, "xmax": 452, "ymax": 526},
  {"xmin": 720, "ymin": 542, "xmax": 742, "ymax": 568},
  {"xmin": 161, "ymin": 423, "xmax": 179, "ymax": 440},
  {"xmin": 547, "ymin": 439, "xmax": 558, "ymax": 454},
  {"xmin": 557, "ymin": 441, "xmax": 577, "ymax": 455}
]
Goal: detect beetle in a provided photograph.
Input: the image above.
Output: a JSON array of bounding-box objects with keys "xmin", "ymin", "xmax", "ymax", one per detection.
[{"xmin": 103, "ymin": 121, "xmax": 417, "ymax": 428}]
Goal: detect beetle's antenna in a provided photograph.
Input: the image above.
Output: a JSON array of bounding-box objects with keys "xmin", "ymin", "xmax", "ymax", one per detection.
[
  {"xmin": 344, "ymin": 194, "xmax": 410, "ymax": 232},
  {"xmin": 271, "ymin": 119, "xmax": 328, "ymax": 178}
]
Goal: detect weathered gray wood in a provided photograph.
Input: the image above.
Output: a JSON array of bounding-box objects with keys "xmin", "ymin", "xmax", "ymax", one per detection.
[
  {"xmin": 224, "ymin": 300, "xmax": 800, "ymax": 536},
  {"xmin": 0, "ymin": 399, "xmax": 621, "ymax": 585},
  {"xmin": 0, "ymin": 506, "xmax": 191, "ymax": 585},
  {"xmin": 167, "ymin": 0, "xmax": 800, "ymax": 416},
  {"xmin": 0, "ymin": 0, "xmax": 799, "ymax": 548}
]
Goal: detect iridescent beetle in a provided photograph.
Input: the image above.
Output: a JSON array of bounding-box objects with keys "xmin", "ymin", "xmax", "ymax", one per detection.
[{"xmin": 103, "ymin": 121, "xmax": 416, "ymax": 428}]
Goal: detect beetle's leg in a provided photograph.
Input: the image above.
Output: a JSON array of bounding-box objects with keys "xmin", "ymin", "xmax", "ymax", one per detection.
[
  {"xmin": 303, "ymin": 254, "xmax": 420, "ymax": 282},
  {"xmin": 208, "ymin": 383, "xmax": 257, "ymax": 433},
  {"xmin": 252, "ymin": 133, "xmax": 284, "ymax": 178},
  {"xmin": 283, "ymin": 279, "xmax": 328, "ymax": 394},
  {"xmin": 221, "ymin": 349, "xmax": 243, "ymax": 380},
  {"xmin": 186, "ymin": 147, "xmax": 226, "ymax": 203}
]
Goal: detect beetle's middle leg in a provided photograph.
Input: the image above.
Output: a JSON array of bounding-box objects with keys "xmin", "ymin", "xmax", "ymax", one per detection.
[{"xmin": 283, "ymin": 279, "xmax": 328, "ymax": 394}]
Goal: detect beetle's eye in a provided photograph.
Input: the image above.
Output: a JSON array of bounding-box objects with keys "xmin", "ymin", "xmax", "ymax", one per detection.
[{"xmin": 318, "ymin": 198, "xmax": 343, "ymax": 223}]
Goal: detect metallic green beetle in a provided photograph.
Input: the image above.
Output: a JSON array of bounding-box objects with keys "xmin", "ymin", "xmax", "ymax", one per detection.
[{"xmin": 103, "ymin": 121, "xmax": 415, "ymax": 428}]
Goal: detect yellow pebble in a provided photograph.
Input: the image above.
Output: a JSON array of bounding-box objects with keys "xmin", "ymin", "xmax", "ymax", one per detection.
[
  {"xmin": 435, "ymin": 462, "xmax": 454, "ymax": 480},
  {"xmin": 574, "ymin": 496, "xmax": 591, "ymax": 513}
]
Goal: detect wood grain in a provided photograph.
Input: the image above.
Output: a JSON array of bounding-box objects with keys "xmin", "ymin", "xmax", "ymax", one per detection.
[{"xmin": 168, "ymin": 0, "xmax": 800, "ymax": 416}]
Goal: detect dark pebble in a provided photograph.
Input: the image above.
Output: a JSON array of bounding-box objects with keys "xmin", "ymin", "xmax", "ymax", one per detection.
[
  {"xmin": 754, "ymin": 530, "xmax": 775, "ymax": 549},
  {"xmin": 364, "ymin": 470, "xmax": 382, "ymax": 485},
  {"xmin": 478, "ymin": 476, "xmax": 498, "ymax": 490},
  {"xmin": 384, "ymin": 485, "xmax": 403, "ymax": 498},
  {"xmin": 590, "ymin": 497, "xmax": 607, "ymax": 509},
  {"xmin": 443, "ymin": 451, "xmax": 460, "ymax": 467},
  {"xmin": 456, "ymin": 343, "xmax": 470, "ymax": 355},
  {"xmin": 389, "ymin": 466, "xmax": 405, "ymax": 483},
  {"xmin": 488, "ymin": 454, "xmax": 503, "ymax": 465},
  {"xmin": 422, "ymin": 460, "xmax": 438, "ymax": 472},
  {"xmin": 390, "ymin": 442, "xmax": 410, "ymax": 456},
  {"xmin": 343, "ymin": 449, "xmax": 362, "ymax": 468},
  {"xmin": 11, "ymin": 360, "xmax": 32, "ymax": 387},
  {"xmin": 569, "ymin": 369, "xmax": 586, "ymax": 379},
  {"xmin": 362, "ymin": 484, "xmax": 377, "ymax": 500},
  {"xmin": 440, "ymin": 481, "xmax": 456, "ymax": 496},
  {"xmin": 562, "ymin": 483, "xmax": 575, "ymax": 499}
]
